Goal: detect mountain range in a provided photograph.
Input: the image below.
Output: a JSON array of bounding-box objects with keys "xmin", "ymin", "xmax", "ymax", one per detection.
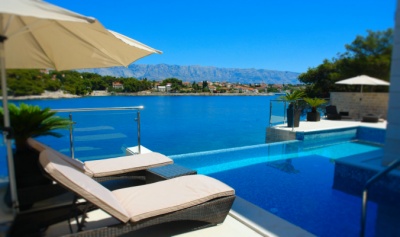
[{"xmin": 79, "ymin": 64, "xmax": 301, "ymax": 84}]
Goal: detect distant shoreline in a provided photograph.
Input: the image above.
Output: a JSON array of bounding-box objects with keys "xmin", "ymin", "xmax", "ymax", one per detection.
[{"xmin": 3, "ymin": 90, "xmax": 277, "ymax": 101}]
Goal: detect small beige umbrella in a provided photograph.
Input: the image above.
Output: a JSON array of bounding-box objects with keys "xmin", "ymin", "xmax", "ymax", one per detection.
[
  {"xmin": 335, "ymin": 75, "xmax": 390, "ymax": 100},
  {"xmin": 0, "ymin": 0, "xmax": 161, "ymax": 213},
  {"xmin": 335, "ymin": 75, "xmax": 390, "ymax": 118}
]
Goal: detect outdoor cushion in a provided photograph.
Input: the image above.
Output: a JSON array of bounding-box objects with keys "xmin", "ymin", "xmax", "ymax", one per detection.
[
  {"xmin": 28, "ymin": 138, "xmax": 173, "ymax": 177},
  {"xmin": 27, "ymin": 138, "xmax": 48, "ymax": 152},
  {"xmin": 39, "ymin": 149, "xmax": 130, "ymax": 222},
  {"xmin": 84, "ymin": 152, "xmax": 173, "ymax": 177},
  {"xmin": 28, "ymin": 138, "xmax": 86, "ymax": 172},
  {"xmin": 39, "ymin": 149, "xmax": 235, "ymax": 224},
  {"xmin": 113, "ymin": 174, "xmax": 235, "ymax": 222}
]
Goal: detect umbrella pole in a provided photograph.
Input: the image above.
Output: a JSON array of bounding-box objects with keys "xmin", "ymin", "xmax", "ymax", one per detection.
[
  {"xmin": 359, "ymin": 85, "xmax": 363, "ymax": 120},
  {"xmin": 0, "ymin": 37, "xmax": 19, "ymax": 214}
]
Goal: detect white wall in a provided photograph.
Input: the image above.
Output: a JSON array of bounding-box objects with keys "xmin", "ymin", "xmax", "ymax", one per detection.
[{"xmin": 383, "ymin": 0, "xmax": 400, "ymax": 165}]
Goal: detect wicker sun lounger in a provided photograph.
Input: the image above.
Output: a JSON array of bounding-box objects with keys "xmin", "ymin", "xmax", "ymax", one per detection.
[
  {"xmin": 11, "ymin": 138, "xmax": 174, "ymax": 211},
  {"xmin": 27, "ymin": 138, "xmax": 173, "ymax": 182},
  {"xmin": 362, "ymin": 114, "xmax": 380, "ymax": 123},
  {"xmin": 325, "ymin": 105, "xmax": 342, "ymax": 120},
  {"xmin": 26, "ymin": 149, "xmax": 235, "ymax": 236}
]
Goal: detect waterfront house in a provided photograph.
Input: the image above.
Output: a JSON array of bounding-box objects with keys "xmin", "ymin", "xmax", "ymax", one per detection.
[
  {"xmin": 158, "ymin": 84, "xmax": 171, "ymax": 92},
  {"xmin": 112, "ymin": 81, "xmax": 124, "ymax": 90}
]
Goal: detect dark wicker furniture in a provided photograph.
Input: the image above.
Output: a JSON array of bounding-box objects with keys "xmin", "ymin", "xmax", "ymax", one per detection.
[
  {"xmin": 362, "ymin": 115, "xmax": 379, "ymax": 123},
  {"xmin": 326, "ymin": 105, "xmax": 342, "ymax": 120},
  {"xmin": 9, "ymin": 150, "xmax": 235, "ymax": 237},
  {"xmin": 66, "ymin": 195, "xmax": 235, "ymax": 237},
  {"xmin": 146, "ymin": 164, "xmax": 197, "ymax": 183}
]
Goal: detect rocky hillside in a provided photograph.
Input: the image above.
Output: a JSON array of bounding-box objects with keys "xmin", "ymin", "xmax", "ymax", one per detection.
[{"xmin": 79, "ymin": 64, "xmax": 300, "ymax": 84}]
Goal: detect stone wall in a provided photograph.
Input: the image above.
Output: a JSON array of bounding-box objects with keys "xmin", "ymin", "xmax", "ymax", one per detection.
[{"xmin": 330, "ymin": 92, "xmax": 389, "ymax": 119}]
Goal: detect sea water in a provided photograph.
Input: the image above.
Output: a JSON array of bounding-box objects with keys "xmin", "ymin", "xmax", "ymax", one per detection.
[{"xmin": 0, "ymin": 95, "xmax": 279, "ymax": 177}]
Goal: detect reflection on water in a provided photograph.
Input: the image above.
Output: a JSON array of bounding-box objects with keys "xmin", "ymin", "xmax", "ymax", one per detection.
[{"xmin": 267, "ymin": 159, "xmax": 299, "ymax": 174}]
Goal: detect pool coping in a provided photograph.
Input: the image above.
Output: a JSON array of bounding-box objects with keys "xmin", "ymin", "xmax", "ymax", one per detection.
[
  {"xmin": 0, "ymin": 186, "xmax": 316, "ymax": 237},
  {"xmin": 231, "ymin": 196, "xmax": 316, "ymax": 237},
  {"xmin": 334, "ymin": 147, "xmax": 399, "ymax": 177},
  {"xmin": 271, "ymin": 119, "xmax": 387, "ymax": 133}
]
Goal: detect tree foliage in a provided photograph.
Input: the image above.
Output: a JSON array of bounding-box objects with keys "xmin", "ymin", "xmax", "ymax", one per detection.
[
  {"xmin": 6, "ymin": 69, "xmax": 47, "ymax": 96},
  {"xmin": 2, "ymin": 70, "xmax": 154, "ymax": 96},
  {"xmin": 303, "ymin": 98, "xmax": 327, "ymax": 112},
  {"xmin": 299, "ymin": 28, "xmax": 393, "ymax": 97},
  {"xmin": 279, "ymin": 90, "xmax": 305, "ymax": 101},
  {"xmin": 161, "ymin": 78, "xmax": 183, "ymax": 92}
]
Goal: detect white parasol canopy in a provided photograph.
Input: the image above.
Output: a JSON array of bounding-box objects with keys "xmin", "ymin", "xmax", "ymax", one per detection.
[
  {"xmin": 335, "ymin": 75, "xmax": 390, "ymax": 94},
  {"xmin": 335, "ymin": 75, "xmax": 390, "ymax": 119},
  {"xmin": 2, "ymin": 13, "xmax": 161, "ymax": 70},
  {"xmin": 0, "ymin": 0, "xmax": 161, "ymax": 213}
]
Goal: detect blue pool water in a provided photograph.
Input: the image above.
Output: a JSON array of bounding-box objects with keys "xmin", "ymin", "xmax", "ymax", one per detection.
[
  {"xmin": 172, "ymin": 141, "xmax": 394, "ymax": 237},
  {"xmin": 172, "ymin": 141, "xmax": 382, "ymax": 174}
]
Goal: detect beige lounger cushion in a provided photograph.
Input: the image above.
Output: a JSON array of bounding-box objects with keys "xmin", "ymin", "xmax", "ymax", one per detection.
[
  {"xmin": 84, "ymin": 152, "xmax": 173, "ymax": 178},
  {"xmin": 28, "ymin": 138, "xmax": 86, "ymax": 172},
  {"xmin": 39, "ymin": 150, "xmax": 130, "ymax": 222},
  {"xmin": 28, "ymin": 138, "xmax": 173, "ymax": 178},
  {"xmin": 113, "ymin": 175, "xmax": 235, "ymax": 222},
  {"xmin": 27, "ymin": 138, "xmax": 49, "ymax": 152}
]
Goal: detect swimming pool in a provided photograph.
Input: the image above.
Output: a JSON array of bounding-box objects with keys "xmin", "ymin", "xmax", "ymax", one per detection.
[{"xmin": 171, "ymin": 140, "xmax": 397, "ymax": 237}]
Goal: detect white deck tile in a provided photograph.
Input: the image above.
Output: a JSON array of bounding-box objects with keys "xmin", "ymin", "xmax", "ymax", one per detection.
[
  {"xmin": 272, "ymin": 118, "xmax": 386, "ymax": 132},
  {"xmin": 45, "ymin": 209, "xmax": 264, "ymax": 237}
]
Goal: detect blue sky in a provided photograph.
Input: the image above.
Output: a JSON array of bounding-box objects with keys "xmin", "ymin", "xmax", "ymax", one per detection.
[{"xmin": 47, "ymin": 0, "xmax": 396, "ymax": 73}]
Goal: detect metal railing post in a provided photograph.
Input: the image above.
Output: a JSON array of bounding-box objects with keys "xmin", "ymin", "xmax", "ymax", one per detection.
[
  {"xmin": 284, "ymin": 101, "xmax": 287, "ymax": 125},
  {"xmin": 136, "ymin": 110, "xmax": 141, "ymax": 154},
  {"xmin": 360, "ymin": 159, "xmax": 400, "ymax": 237},
  {"xmin": 269, "ymin": 101, "xmax": 272, "ymax": 127},
  {"xmin": 69, "ymin": 113, "xmax": 75, "ymax": 159},
  {"xmin": 292, "ymin": 101, "xmax": 295, "ymax": 131}
]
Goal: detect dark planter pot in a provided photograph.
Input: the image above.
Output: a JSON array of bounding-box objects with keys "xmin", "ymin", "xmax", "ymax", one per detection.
[
  {"xmin": 287, "ymin": 107, "xmax": 301, "ymax": 127},
  {"xmin": 307, "ymin": 112, "xmax": 320, "ymax": 122},
  {"xmin": 4, "ymin": 147, "xmax": 66, "ymax": 210},
  {"xmin": 14, "ymin": 148, "xmax": 51, "ymax": 187}
]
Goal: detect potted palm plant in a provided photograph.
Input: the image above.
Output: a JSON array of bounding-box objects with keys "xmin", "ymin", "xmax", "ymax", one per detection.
[
  {"xmin": 0, "ymin": 103, "xmax": 72, "ymax": 152},
  {"xmin": 280, "ymin": 90, "xmax": 305, "ymax": 127},
  {"xmin": 0, "ymin": 103, "xmax": 71, "ymax": 209},
  {"xmin": 304, "ymin": 98, "xmax": 327, "ymax": 122}
]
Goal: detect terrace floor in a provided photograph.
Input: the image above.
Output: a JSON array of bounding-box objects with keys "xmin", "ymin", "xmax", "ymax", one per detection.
[
  {"xmin": 273, "ymin": 118, "xmax": 387, "ymax": 132},
  {"xmin": 0, "ymin": 188, "xmax": 315, "ymax": 237}
]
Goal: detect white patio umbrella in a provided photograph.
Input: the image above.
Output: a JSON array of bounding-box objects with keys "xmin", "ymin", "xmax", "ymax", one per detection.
[
  {"xmin": 108, "ymin": 30, "xmax": 162, "ymax": 55},
  {"xmin": 335, "ymin": 75, "xmax": 390, "ymax": 119},
  {"xmin": 335, "ymin": 75, "xmax": 390, "ymax": 100},
  {"xmin": 0, "ymin": 0, "xmax": 161, "ymax": 213}
]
